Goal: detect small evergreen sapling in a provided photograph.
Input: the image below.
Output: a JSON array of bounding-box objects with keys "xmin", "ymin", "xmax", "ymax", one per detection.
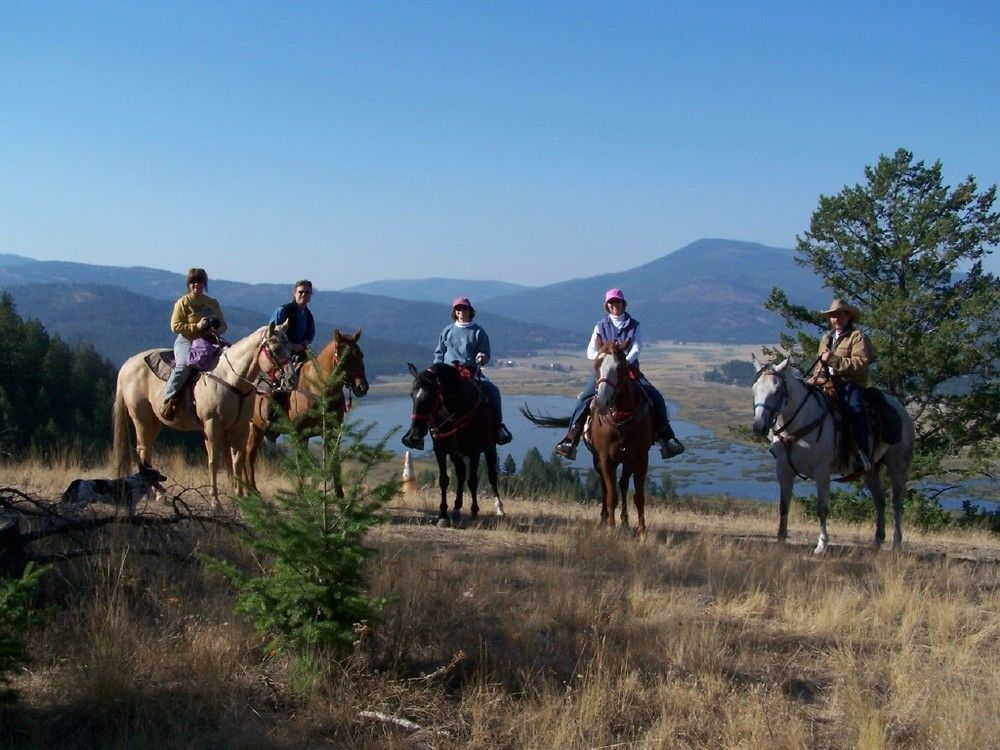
[{"xmin": 207, "ymin": 360, "xmax": 398, "ymax": 656}]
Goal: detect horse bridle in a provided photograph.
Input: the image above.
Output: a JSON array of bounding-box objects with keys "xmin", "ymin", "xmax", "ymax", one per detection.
[
  {"xmin": 409, "ymin": 368, "xmax": 481, "ymax": 440},
  {"xmin": 332, "ymin": 341, "xmax": 368, "ymax": 397},
  {"xmin": 220, "ymin": 330, "xmax": 293, "ymax": 395},
  {"xmin": 753, "ymin": 364, "xmax": 829, "ymax": 443},
  {"xmin": 594, "ymin": 351, "xmax": 645, "ymax": 422},
  {"xmin": 752, "ymin": 365, "xmax": 788, "ymax": 432}
]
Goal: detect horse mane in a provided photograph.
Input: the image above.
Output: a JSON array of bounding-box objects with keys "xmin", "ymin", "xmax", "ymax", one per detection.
[{"xmin": 427, "ymin": 362, "xmax": 465, "ymax": 389}]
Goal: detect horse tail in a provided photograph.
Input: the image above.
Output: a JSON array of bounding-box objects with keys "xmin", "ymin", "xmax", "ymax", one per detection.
[
  {"xmin": 112, "ymin": 379, "xmax": 134, "ymax": 477},
  {"xmin": 519, "ymin": 404, "xmax": 571, "ymax": 429}
]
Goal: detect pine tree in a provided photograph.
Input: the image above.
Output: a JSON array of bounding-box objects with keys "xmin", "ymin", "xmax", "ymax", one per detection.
[{"xmin": 205, "ymin": 367, "xmax": 397, "ymax": 656}]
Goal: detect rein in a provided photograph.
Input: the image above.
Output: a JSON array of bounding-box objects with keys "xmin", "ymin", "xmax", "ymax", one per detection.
[{"xmin": 216, "ymin": 332, "xmax": 292, "ymax": 397}]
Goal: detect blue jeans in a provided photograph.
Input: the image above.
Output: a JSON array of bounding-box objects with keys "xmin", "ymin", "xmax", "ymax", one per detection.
[
  {"xmin": 479, "ymin": 376, "xmax": 504, "ymax": 425},
  {"xmin": 839, "ymin": 382, "xmax": 870, "ymax": 455},
  {"xmin": 164, "ymin": 334, "xmax": 193, "ymax": 401},
  {"xmin": 570, "ymin": 375, "xmax": 597, "ymax": 425},
  {"xmin": 639, "ymin": 377, "xmax": 669, "ymax": 428}
]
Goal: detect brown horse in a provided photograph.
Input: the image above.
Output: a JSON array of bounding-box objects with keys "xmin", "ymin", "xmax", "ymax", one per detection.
[
  {"xmin": 523, "ymin": 337, "xmax": 655, "ymax": 536},
  {"xmin": 112, "ymin": 323, "xmax": 294, "ymax": 512},
  {"xmin": 244, "ymin": 329, "xmax": 369, "ymax": 494}
]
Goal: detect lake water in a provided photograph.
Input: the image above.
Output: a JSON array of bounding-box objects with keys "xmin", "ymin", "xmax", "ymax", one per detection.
[{"xmin": 344, "ymin": 393, "xmax": 997, "ymax": 510}]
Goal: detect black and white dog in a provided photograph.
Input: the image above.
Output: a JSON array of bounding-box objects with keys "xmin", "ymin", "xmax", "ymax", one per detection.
[{"xmin": 60, "ymin": 463, "xmax": 168, "ymax": 516}]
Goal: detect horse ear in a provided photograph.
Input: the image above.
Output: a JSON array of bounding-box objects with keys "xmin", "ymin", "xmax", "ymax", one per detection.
[
  {"xmin": 354, "ymin": 328, "xmax": 362, "ymax": 342},
  {"xmin": 334, "ymin": 328, "xmax": 342, "ymax": 341},
  {"xmin": 775, "ymin": 358, "xmax": 790, "ymax": 373},
  {"xmin": 619, "ymin": 337, "xmax": 632, "ymax": 351},
  {"xmin": 751, "ymin": 352, "xmax": 760, "ymax": 368},
  {"xmin": 407, "ymin": 363, "xmax": 419, "ymax": 378}
]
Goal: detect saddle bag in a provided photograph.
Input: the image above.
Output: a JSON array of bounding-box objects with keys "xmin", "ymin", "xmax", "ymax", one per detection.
[
  {"xmin": 187, "ymin": 337, "xmax": 223, "ymax": 371},
  {"xmin": 864, "ymin": 389, "xmax": 903, "ymax": 445}
]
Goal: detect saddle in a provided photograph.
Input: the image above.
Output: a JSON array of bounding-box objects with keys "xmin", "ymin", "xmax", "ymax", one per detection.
[
  {"xmin": 143, "ymin": 350, "xmax": 204, "ymax": 418},
  {"xmin": 809, "ymin": 375, "xmax": 903, "ymax": 463},
  {"xmin": 144, "ymin": 350, "xmax": 176, "ymax": 382}
]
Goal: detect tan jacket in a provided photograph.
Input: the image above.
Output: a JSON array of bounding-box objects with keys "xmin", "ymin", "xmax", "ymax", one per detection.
[
  {"xmin": 817, "ymin": 326, "xmax": 873, "ymax": 386},
  {"xmin": 170, "ymin": 293, "xmax": 227, "ymax": 340}
]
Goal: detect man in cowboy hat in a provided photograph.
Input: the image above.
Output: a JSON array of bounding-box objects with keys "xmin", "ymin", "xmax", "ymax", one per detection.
[{"xmin": 816, "ymin": 298, "xmax": 874, "ymax": 473}]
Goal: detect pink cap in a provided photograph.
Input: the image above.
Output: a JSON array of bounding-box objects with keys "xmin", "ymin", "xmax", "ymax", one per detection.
[
  {"xmin": 604, "ymin": 288, "xmax": 626, "ymax": 303},
  {"xmin": 451, "ymin": 296, "xmax": 472, "ymax": 309}
]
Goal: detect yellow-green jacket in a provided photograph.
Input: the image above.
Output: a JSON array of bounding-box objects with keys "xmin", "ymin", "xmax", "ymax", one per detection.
[{"xmin": 170, "ymin": 293, "xmax": 227, "ymax": 340}]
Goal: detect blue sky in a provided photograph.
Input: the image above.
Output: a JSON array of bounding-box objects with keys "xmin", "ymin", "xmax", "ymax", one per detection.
[{"xmin": 3, "ymin": 2, "xmax": 999, "ymax": 289}]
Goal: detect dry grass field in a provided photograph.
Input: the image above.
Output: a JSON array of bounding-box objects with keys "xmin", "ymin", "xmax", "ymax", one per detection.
[
  {"xmin": 2, "ymin": 342, "xmax": 997, "ymax": 748},
  {"xmin": 3, "ymin": 449, "xmax": 1000, "ymax": 749}
]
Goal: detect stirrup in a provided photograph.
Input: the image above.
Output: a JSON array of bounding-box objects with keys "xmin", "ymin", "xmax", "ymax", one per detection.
[
  {"xmin": 660, "ymin": 437, "xmax": 685, "ymax": 459},
  {"xmin": 554, "ymin": 439, "xmax": 577, "ymax": 461}
]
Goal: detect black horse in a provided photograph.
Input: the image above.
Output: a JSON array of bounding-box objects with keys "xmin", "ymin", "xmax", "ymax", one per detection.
[{"xmin": 401, "ymin": 363, "xmax": 506, "ymax": 527}]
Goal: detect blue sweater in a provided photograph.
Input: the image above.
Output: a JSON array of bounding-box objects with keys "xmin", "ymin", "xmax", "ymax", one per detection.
[{"xmin": 433, "ymin": 322, "xmax": 491, "ymax": 368}]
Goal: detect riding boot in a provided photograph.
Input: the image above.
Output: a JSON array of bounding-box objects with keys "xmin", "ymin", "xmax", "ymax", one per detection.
[
  {"xmin": 496, "ymin": 423, "xmax": 513, "ymax": 445},
  {"xmin": 160, "ymin": 397, "xmax": 177, "ymax": 420},
  {"xmin": 555, "ymin": 422, "xmax": 583, "ymax": 460},
  {"xmin": 658, "ymin": 422, "xmax": 685, "ymax": 459}
]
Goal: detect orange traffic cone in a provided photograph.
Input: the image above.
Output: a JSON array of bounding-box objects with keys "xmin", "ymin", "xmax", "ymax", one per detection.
[{"xmin": 401, "ymin": 450, "xmax": 417, "ymax": 493}]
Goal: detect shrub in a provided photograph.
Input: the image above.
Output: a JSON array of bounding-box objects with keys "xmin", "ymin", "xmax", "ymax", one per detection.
[
  {"xmin": 0, "ymin": 563, "xmax": 46, "ymax": 705},
  {"xmin": 205, "ymin": 371, "xmax": 396, "ymax": 658}
]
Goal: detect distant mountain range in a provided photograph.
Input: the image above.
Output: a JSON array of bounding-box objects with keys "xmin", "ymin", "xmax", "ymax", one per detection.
[
  {"xmin": 340, "ymin": 277, "xmax": 529, "ymax": 303},
  {"xmin": 478, "ymin": 239, "xmax": 826, "ymax": 343},
  {"xmin": 0, "ymin": 239, "xmax": 828, "ymax": 371}
]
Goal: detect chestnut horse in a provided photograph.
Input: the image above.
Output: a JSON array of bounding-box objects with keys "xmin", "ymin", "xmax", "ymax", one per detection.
[
  {"xmin": 244, "ymin": 329, "xmax": 369, "ymax": 495},
  {"xmin": 522, "ymin": 337, "xmax": 655, "ymax": 536},
  {"xmin": 401, "ymin": 363, "xmax": 505, "ymax": 527},
  {"xmin": 112, "ymin": 323, "xmax": 294, "ymax": 512}
]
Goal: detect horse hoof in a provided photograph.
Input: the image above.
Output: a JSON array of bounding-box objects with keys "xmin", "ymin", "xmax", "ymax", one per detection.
[{"xmin": 436, "ymin": 517, "xmax": 451, "ymax": 529}]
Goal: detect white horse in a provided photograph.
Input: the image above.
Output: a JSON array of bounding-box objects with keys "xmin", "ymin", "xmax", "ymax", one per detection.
[
  {"xmin": 113, "ymin": 323, "xmax": 294, "ymax": 512},
  {"xmin": 750, "ymin": 357, "xmax": 915, "ymax": 553}
]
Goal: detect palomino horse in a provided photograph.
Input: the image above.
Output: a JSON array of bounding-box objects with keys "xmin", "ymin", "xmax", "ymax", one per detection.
[
  {"xmin": 113, "ymin": 323, "xmax": 294, "ymax": 512},
  {"xmin": 244, "ymin": 329, "xmax": 369, "ymax": 495},
  {"xmin": 523, "ymin": 338, "xmax": 655, "ymax": 536},
  {"xmin": 401, "ymin": 363, "xmax": 505, "ymax": 527},
  {"xmin": 750, "ymin": 357, "xmax": 915, "ymax": 553}
]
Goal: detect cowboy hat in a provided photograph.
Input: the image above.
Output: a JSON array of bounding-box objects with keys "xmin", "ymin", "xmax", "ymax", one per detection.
[{"xmin": 821, "ymin": 298, "xmax": 861, "ymax": 320}]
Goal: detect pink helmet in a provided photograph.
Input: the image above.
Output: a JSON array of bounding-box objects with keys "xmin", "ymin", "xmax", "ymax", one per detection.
[
  {"xmin": 451, "ymin": 296, "xmax": 475, "ymax": 319},
  {"xmin": 604, "ymin": 288, "xmax": 626, "ymax": 304}
]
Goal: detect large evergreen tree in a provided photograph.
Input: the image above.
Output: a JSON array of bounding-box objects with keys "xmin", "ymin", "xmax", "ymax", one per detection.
[
  {"xmin": 0, "ymin": 294, "xmax": 119, "ymax": 456},
  {"xmin": 766, "ymin": 149, "xmax": 1000, "ymax": 476}
]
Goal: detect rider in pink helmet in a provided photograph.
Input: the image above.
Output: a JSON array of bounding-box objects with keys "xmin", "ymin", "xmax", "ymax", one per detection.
[
  {"xmin": 554, "ymin": 287, "xmax": 684, "ymax": 460},
  {"xmin": 432, "ymin": 295, "xmax": 512, "ymax": 445}
]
